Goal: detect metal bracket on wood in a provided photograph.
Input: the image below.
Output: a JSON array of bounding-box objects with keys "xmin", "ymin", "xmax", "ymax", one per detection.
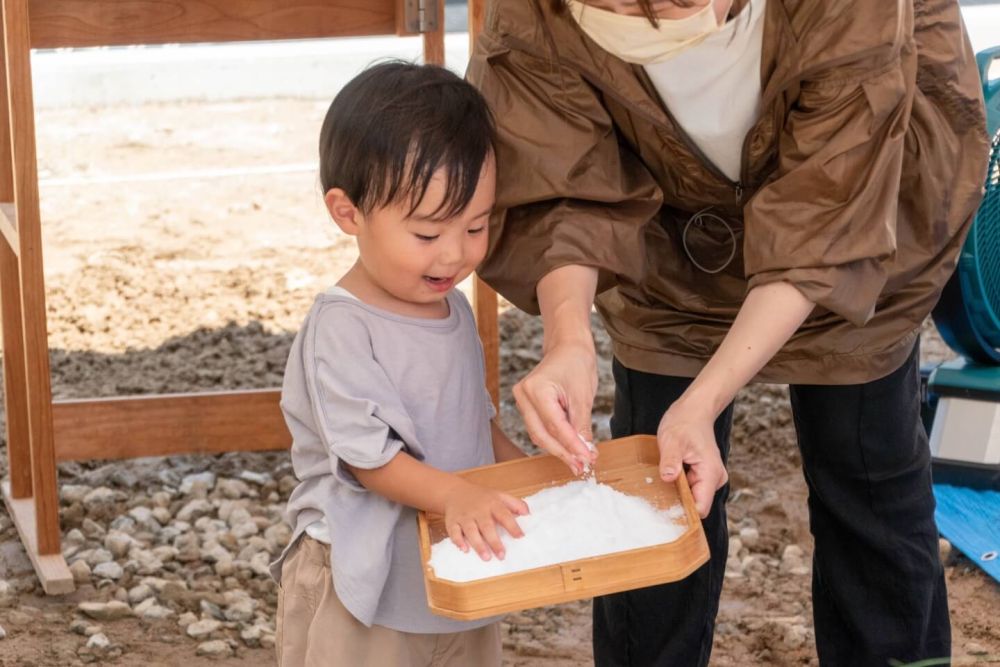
[{"xmin": 403, "ymin": 0, "xmax": 439, "ymax": 33}]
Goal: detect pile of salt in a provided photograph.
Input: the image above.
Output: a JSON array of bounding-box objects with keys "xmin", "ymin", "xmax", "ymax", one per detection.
[{"xmin": 428, "ymin": 479, "xmax": 686, "ymax": 582}]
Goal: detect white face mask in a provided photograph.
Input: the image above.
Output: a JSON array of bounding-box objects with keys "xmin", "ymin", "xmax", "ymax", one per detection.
[{"xmin": 567, "ymin": 0, "xmax": 732, "ymax": 65}]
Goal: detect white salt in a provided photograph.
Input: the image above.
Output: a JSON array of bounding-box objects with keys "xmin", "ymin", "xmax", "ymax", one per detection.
[{"xmin": 428, "ymin": 480, "xmax": 687, "ymax": 582}]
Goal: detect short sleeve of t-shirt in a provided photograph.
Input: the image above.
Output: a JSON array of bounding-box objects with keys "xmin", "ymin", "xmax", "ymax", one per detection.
[{"xmin": 302, "ymin": 305, "xmax": 421, "ymax": 485}]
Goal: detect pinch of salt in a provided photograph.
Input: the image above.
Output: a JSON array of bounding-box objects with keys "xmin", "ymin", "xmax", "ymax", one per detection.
[
  {"xmin": 578, "ymin": 434, "xmax": 597, "ymax": 476},
  {"xmin": 428, "ymin": 480, "xmax": 686, "ymax": 582}
]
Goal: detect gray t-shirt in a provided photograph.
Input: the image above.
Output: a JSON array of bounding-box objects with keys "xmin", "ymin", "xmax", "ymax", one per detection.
[{"xmin": 270, "ymin": 288, "xmax": 497, "ymax": 633}]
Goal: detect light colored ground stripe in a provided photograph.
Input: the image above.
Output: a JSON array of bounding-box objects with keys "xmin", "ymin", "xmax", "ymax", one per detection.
[
  {"xmin": 40, "ymin": 163, "xmax": 317, "ymax": 187},
  {"xmin": 31, "ymin": 34, "xmax": 472, "ymax": 109}
]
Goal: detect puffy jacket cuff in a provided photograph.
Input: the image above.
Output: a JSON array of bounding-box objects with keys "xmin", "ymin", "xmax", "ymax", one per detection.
[
  {"xmin": 479, "ymin": 201, "xmax": 653, "ymax": 315},
  {"xmin": 746, "ymin": 259, "xmax": 887, "ymax": 327}
]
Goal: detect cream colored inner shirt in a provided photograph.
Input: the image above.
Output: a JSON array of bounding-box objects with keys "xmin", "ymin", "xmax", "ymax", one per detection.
[{"xmin": 644, "ymin": 0, "xmax": 767, "ymax": 182}]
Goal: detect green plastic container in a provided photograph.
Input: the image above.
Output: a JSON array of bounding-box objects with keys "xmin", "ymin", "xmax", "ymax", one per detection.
[
  {"xmin": 980, "ymin": 46, "xmax": 1000, "ymax": 137},
  {"xmin": 932, "ymin": 47, "xmax": 1000, "ymax": 363}
]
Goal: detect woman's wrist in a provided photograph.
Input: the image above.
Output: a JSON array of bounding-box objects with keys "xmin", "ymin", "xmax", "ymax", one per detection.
[
  {"xmin": 543, "ymin": 301, "xmax": 595, "ymax": 353},
  {"xmin": 537, "ymin": 265, "xmax": 598, "ymax": 353},
  {"xmin": 673, "ymin": 377, "xmax": 734, "ymax": 422}
]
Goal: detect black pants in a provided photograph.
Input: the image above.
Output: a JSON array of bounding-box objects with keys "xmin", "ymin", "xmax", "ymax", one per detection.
[{"xmin": 593, "ymin": 343, "xmax": 950, "ymax": 666}]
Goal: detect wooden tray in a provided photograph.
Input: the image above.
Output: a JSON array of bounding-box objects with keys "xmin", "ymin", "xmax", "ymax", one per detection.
[{"xmin": 418, "ymin": 434, "xmax": 709, "ymax": 620}]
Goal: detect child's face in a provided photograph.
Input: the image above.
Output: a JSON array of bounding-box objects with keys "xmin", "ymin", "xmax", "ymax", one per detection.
[{"xmin": 329, "ymin": 156, "xmax": 496, "ymax": 315}]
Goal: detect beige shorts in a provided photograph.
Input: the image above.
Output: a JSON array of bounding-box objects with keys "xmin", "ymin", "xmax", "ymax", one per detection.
[{"xmin": 276, "ymin": 535, "xmax": 501, "ymax": 667}]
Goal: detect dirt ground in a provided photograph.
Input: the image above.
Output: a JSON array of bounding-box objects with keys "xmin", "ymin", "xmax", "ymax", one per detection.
[{"xmin": 0, "ymin": 99, "xmax": 996, "ymax": 666}]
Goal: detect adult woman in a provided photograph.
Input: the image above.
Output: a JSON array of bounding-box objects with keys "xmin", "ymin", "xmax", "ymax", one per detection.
[{"xmin": 467, "ymin": 0, "xmax": 989, "ymax": 664}]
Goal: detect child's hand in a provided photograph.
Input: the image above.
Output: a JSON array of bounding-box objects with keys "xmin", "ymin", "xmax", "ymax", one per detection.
[{"xmin": 443, "ymin": 482, "xmax": 529, "ymax": 561}]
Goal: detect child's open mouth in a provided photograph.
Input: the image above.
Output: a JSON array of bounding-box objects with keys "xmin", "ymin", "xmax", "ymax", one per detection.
[{"xmin": 423, "ymin": 275, "xmax": 455, "ymax": 292}]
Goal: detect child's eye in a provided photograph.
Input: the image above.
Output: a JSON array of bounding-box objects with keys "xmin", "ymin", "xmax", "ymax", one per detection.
[
  {"xmin": 468, "ymin": 226, "xmax": 486, "ymax": 235},
  {"xmin": 414, "ymin": 234, "xmax": 439, "ymax": 242}
]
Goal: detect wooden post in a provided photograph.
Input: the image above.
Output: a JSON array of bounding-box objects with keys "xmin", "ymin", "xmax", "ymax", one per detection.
[
  {"xmin": 422, "ymin": 0, "xmax": 445, "ymax": 66},
  {"xmin": 469, "ymin": 0, "xmax": 487, "ymax": 38},
  {"xmin": 474, "ymin": 285, "xmax": 499, "ymax": 410},
  {"xmin": 468, "ymin": 0, "xmax": 500, "ymax": 410},
  {"xmin": 0, "ymin": 0, "xmax": 32, "ymax": 501},
  {"xmin": 0, "ymin": 0, "xmax": 74, "ymax": 595},
  {"xmin": 2, "ymin": 0, "xmax": 62, "ymax": 556}
]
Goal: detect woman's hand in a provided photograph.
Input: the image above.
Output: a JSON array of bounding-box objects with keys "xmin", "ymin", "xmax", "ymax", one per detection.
[
  {"xmin": 516, "ymin": 265, "xmax": 602, "ymax": 473},
  {"xmin": 513, "ymin": 338, "xmax": 598, "ymax": 474},
  {"xmin": 658, "ymin": 281, "xmax": 814, "ymax": 518},
  {"xmin": 443, "ymin": 481, "xmax": 529, "ymax": 561},
  {"xmin": 657, "ymin": 397, "xmax": 727, "ymax": 518}
]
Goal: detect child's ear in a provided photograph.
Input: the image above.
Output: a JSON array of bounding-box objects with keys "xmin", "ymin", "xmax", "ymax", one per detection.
[{"xmin": 324, "ymin": 188, "xmax": 362, "ymax": 235}]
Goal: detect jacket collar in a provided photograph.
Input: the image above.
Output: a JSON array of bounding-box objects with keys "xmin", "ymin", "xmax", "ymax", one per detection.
[{"xmin": 506, "ymin": 0, "xmax": 798, "ymax": 125}]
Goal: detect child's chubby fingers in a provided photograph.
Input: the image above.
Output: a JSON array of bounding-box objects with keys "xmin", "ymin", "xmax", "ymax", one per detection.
[
  {"xmin": 500, "ymin": 492, "xmax": 530, "ymax": 517},
  {"xmin": 446, "ymin": 523, "xmax": 469, "ymax": 553},
  {"xmin": 495, "ymin": 494, "xmax": 528, "ymax": 539},
  {"xmin": 461, "ymin": 521, "xmax": 493, "ymax": 562},
  {"xmin": 494, "ymin": 506, "xmax": 525, "ymax": 540},
  {"xmin": 477, "ymin": 519, "xmax": 507, "ymax": 560}
]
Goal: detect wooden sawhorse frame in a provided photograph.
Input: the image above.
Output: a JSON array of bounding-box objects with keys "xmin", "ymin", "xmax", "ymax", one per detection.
[{"xmin": 0, "ymin": 0, "xmax": 498, "ymax": 594}]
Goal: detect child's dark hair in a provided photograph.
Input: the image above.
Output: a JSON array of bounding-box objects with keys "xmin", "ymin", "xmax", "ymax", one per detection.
[{"xmin": 319, "ymin": 61, "xmax": 496, "ymax": 220}]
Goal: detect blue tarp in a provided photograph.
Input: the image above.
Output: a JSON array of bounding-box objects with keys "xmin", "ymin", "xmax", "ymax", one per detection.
[{"xmin": 934, "ymin": 484, "xmax": 1000, "ymax": 583}]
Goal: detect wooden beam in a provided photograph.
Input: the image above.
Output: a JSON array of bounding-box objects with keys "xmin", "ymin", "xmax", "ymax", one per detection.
[
  {"xmin": 52, "ymin": 390, "xmax": 290, "ymax": 462},
  {"xmin": 5, "ymin": 0, "xmax": 61, "ymax": 555},
  {"xmin": 28, "ymin": 0, "xmax": 398, "ymax": 48},
  {"xmin": 2, "ymin": 482, "xmax": 74, "ymax": 594}
]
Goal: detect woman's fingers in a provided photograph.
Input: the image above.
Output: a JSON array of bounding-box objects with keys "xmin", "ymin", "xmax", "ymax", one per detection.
[
  {"xmin": 687, "ymin": 463, "xmax": 724, "ymax": 518},
  {"xmin": 550, "ymin": 371, "xmax": 598, "ymax": 461},
  {"xmin": 511, "ymin": 336, "xmax": 599, "ymax": 469},
  {"xmin": 515, "ymin": 378, "xmax": 595, "ymax": 466},
  {"xmin": 540, "ymin": 397, "xmax": 594, "ymax": 463},
  {"xmin": 684, "ymin": 454, "xmax": 727, "ymax": 518},
  {"xmin": 657, "ymin": 424, "xmax": 727, "ymax": 518},
  {"xmin": 515, "ymin": 383, "xmax": 582, "ymax": 473},
  {"xmin": 574, "ymin": 412, "xmax": 595, "ymax": 445},
  {"xmin": 658, "ymin": 443, "xmax": 684, "ymax": 483}
]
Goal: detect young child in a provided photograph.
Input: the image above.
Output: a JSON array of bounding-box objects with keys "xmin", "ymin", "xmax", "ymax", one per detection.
[{"xmin": 270, "ymin": 62, "xmax": 529, "ymax": 667}]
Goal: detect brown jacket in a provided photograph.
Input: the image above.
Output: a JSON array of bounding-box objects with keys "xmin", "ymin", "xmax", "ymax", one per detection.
[{"xmin": 467, "ymin": 0, "xmax": 990, "ymax": 383}]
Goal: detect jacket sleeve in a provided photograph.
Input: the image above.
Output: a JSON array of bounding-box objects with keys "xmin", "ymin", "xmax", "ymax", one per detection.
[
  {"xmin": 744, "ymin": 50, "xmax": 913, "ymax": 327},
  {"xmin": 467, "ymin": 37, "xmax": 662, "ymax": 315}
]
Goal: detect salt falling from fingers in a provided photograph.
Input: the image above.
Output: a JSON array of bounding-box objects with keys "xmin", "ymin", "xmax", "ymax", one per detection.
[
  {"xmin": 428, "ymin": 479, "xmax": 687, "ymax": 582},
  {"xmin": 578, "ymin": 434, "xmax": 597, "ymax": 479}
]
